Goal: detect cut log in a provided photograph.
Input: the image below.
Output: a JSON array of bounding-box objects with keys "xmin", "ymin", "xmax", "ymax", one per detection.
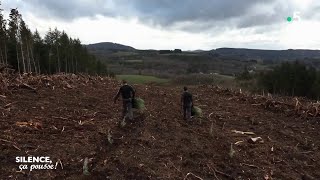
[
  {"xmin": 235, "ymin": 141, "xmax": 244, "ymax": 145},
  {"xmin": 231, "ymin": 130, "xmax": 255, "ymax": 135},
  {"xmin": 4, "ymin": 102, "xmax": 17, "ymax": 109},
  {"xmin": 248, "ymin": 137, "xmax": 264, "ymax": 144},
  {"xmin": 20, "ymin": 83, "xmax": 37, "ymax": 93}
]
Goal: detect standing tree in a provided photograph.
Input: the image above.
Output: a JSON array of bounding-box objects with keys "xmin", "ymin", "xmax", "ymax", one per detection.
[
  {"xmin": 7, "ymin": 8, "xmax": 21, "ymax": 72},
  {"xmin": 0, "ymin": 5, "xmax": 107, "ymax": 75},
  {"xmin": 52, "ymin": 28, "xmax": 61, "ymax": 73},
  {"xmin": 18, "ymin": 18, "xmax": 27, "ymax": 72},
  {"xmin": 33, "ymin": 30, "xmax": 44, "ymax": 73},
  {"xmin": 59, "ymin": 31, "xmax": 70, "ymax": 73},
  {"xmin": 0, "ymin": 0, "xmax": 8, "ymax": 65}
]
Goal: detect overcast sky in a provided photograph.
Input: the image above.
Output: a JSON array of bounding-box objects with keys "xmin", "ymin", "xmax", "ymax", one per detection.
[{"xmin": 2, "ymin": 0, "xmax": 320, "ymax": 50}]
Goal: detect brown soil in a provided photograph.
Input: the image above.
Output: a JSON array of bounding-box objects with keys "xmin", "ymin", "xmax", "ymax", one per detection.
[{"xmin": 0, "ymin": 74, "xmax": 319, "ymax": 180}]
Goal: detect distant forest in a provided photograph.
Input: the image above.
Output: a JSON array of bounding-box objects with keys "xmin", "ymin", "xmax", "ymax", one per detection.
[
  {"xmin": 0, "ymin": 2, "xmax": 107, "ymax": 75},
  {"xmin": 237, "ymin": 61, "xmax": 320, "ymax": 100}
]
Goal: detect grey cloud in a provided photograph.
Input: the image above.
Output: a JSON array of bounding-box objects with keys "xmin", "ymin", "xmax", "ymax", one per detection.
[
  {"xmin": 120, "ymin": 0, "xmax": 272, "ymax": 25},
  {"xmin": 21, "ymin": 0, "xmax": 110, "ymax": 20},
  {"xmin": 304, "ymin": 5, "xmax": 320, "ymax": 20},
  {"xmin": 7, "ymin": 0, "xmax": 318, "ymax": 31}
]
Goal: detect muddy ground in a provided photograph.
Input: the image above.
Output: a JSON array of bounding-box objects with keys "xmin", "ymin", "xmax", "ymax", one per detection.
[{"xmin": 0, "ymin": 74, "xmax": 319, "ymax": 180}]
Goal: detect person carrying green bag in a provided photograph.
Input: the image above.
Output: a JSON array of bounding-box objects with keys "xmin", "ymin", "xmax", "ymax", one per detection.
[
  {"xmin": 181, "ymin": 86, "xmax": 193, "ymax": 121},
  {"xmin": 114, "ymin": 80, "xmax": 135, "ymax": 121}
]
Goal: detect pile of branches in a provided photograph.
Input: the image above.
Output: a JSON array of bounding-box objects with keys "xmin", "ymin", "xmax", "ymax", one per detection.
[
  {"xmin": 0, "ymin": 71, "xmax": 115, "ymax": 95},
  {"xmin": 248, "ymin": 95, "xmax": 320, "ymax": 118},
  {"xmin": 207, "ymin": 85, "xmax": 320, "ymax": 118}
]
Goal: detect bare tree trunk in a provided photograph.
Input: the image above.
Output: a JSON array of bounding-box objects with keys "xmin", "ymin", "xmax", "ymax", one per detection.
[
  {"xmin": 29, "ymin": 43, "xmax": 37, "ymax": 74},
  {"xmin": 4, "ymin": 43, "xmax": 8, "ymax": 65},
  {"xmin": 67, "ymin": 58, "xmax": 70, "ymax": 73},
  {"xmin": 25, "ymin": 40, "xmax": 32, "ymax": 73},
  {"xmin": 20, "ymin": 41, "xmax": 26, "ymax": 73},
  {"xmin": 38, "ymin": 59, "xmax": 41, "ymax": 74},
  {"xmin": 75, "ymin": 58, "xmax": 78, "ymax": 74},
  {"xmin": 48, "ymin": 51, "xmax": 51, "ymax": 74},
  {"xmin": 65, "ymin": 58, "xmax": 67, "ymax": 73},
  {"xmin": 56, "ymin": 46, "xmax": 60, "ymax": 73},
  {"xmin": 72, "ymin": 59, "xmax": 75, "ymax": 73},
  {"xmin": 0, "ymin": 45, "xmax": 3, "ymax": 64},
  {"xmin": 37, "ymin": 57, "xmax": 41, "ymax": 74},
  {"xmin": 69, "ymin": 58, "xmax": 71, "ymax": 73},
  {"xmin": 71, "ymin": 50, "xmax": 74, "ymax": 73},
  {"xmin": 26, "ymin": 40, "xmax": 36, "ymax": 73},
  {"xmin": 16, "ymin": 44, "xmax": 20, "ymax": 73}
]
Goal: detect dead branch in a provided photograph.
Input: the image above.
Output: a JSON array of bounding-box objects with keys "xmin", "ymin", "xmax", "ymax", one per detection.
[
  {"xmin": 0, "ymin": 138, "xmax": 14, "ymax": 144},
  {"xmin": 15, "ymin": 121, "xmax": 42, "ymax": 130},
  {"xmin": 0, "ymin": 138, "xmax": 21, "ymax": 151},
  {"xmin": 17, "ymin": 83, "xmax": 37, "ymax": 93},
  {"xmin": 52, "ymin": 116, "xmax": 68, "ymax": 120},
  {"xmin": 55, "ymin": 159, "xmax": 64, "ymax": 170},
  {"xmin": 240, "ymin": 163, "xmax": 259, "ymax": 169},
  {"xmin": 222, "ymin": 122, "xmax": 226, "ymax": 130},
  {"xmin": 294, "ymin": 97, "xmax": 302, "ymax": 112},
  {"xmin": 168, "ymin": 160, "xmax": 181, "ymax": 173},
  {"xmin": 207, "ymin": 164, "xmax": 232, "ymax": 179},
  {"xmin": 13, "ymin": 145, "xmax": 21, "ymax": 151},
  {"xmin": 231, "ymin": 130, "xmax": 255, "ymax": 135},
  {"xmin": 207, "ymin": 165, "xmax": 221, "ymax": 180},
  {"xmin": 212, "ymin": 171, "xmax": 220, "ymax": 180},
  {"xmin": 4, "ymin": 102, "xmax": 16, "ymax": 109},
  {"xmin": 0, "ymin": 64, "xmax": 12, "ymax": 72},
  {"xmin": 235, "ymin": 141, "xmax": 244, "ymax": 145},
  {"xmin": 210, "ymin": 122, "xmax": 214, "ymax": 136},
  {"xmin": 56, "ymin": 159, "xmax": 64, "ymax": 170},
  {"xmin": 65, "ymin": 83, "xmax": 73, "ymax": 89},
  {"xmin": 92, "ymin": 111, "xmax": 99, "ymax": 117},
  {"xmin": 300, "ymin": 151, "xmax": 314, "ymax": 154},
  {"xmin": 184, "ymin": 172, "xmax": 204, "ymax": 180}
]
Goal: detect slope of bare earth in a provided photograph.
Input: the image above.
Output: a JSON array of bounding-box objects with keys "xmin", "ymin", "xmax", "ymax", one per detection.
[{"xmin": 0, "ymin": 74, "xmax": 319, "ymax": 180}]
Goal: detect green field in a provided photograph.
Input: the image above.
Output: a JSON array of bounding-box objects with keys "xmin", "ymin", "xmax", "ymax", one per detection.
[
  {"xmin": 116, "ymin": 75, "xmax": 169, "ymax": 84},
  {"xmin": 171, "ymin": 73, "xmax": 236, "ymax": 88},
  {"xmin": 111, "ymin": 51, "xmax": 138, "ymax": 56}
]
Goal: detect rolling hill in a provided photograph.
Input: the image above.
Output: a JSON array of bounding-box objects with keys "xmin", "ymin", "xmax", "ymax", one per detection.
[
  {"xmin": 87, "ymin": 42, "xmax": 320, "ymax": 62},
  {"xmin": 86, "ymin": 42, "xmax": 136, "ymax": 54},
  {"xmin": 209, "ymin": 48, "xmax": 320, "ymax": 61}
]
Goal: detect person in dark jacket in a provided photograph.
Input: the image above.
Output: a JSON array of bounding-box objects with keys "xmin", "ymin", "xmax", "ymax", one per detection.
[
  {"xmin": 181, "ymin": 86, "xmax": 193, "ymax": 120},
  {"xmin": 114, "ymin": 80, "xmax": 135, "ymax": 120}
]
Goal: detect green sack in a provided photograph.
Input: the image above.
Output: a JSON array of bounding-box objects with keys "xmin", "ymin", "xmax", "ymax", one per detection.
[
  {"xmin": 191, "ymin": 106, "xmax": 202, "ymax": 117},
  {"xmin": 132, "ymin": 98, "xmax": 145, "ymax": 110}
]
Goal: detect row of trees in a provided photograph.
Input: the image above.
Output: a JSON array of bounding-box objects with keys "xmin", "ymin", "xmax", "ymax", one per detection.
[
  {"xmin": 0, "ymin": 2, "xmax": 107, "ymax": 75},
  {"xmin": 258, "ymin": 62, "xmax": 320, "ymax": 99}
]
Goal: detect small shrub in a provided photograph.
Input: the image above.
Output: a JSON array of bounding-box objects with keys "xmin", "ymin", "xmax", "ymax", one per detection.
[
  {"xmin": 107, "ymin": 129, "xmax": 113, "ymax": 144},
  {"xmin": 83, "ymin": 157, "xmax": 90, "ymax": 175}
]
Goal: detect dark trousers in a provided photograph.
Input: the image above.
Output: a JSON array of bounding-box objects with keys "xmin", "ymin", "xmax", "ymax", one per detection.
[
  {"xmin": 122, "ymin": 99, "xmax": 133, "ymax": 120},
  {"xmin": 183, "ymin": 104, "xmax": 192, "ymax": 120}
]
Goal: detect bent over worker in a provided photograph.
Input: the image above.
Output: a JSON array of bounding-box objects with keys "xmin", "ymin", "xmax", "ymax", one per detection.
[{"xmin": 114, "ymin": 80, "xmax": 135, "ymax": 121}]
